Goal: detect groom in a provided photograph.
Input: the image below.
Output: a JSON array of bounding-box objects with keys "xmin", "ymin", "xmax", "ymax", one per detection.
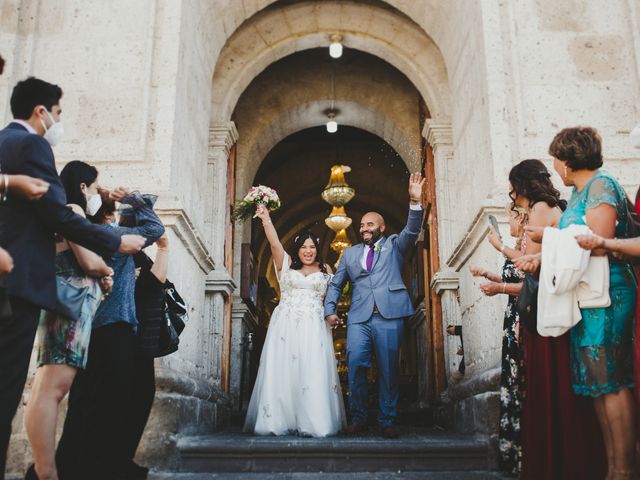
[{"xmin": 325, "ymin": 173, "xmax": 424, "ymax": 438}]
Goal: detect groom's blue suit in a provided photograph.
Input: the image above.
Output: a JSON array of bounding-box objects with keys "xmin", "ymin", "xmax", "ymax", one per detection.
[{"xmin": 324, "ymin": 207, "xmax": 422, "ymax": 427}]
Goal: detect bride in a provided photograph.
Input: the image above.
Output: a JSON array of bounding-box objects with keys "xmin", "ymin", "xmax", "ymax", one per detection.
[{"xmin": 243, "ymin": 204, "xmax": 346, "ymax": 437}]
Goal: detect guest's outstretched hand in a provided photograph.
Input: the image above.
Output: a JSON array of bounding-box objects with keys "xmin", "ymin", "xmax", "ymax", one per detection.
[
  {"xmin": 469, "ymin": 265, "xmax": 488, "ymax": 278},
  {"xmin": 408, "ymin": 172, "xmax": 425, "ymax": 203},
  {"xmin": 9, "ymin": 175, "xmax": 50, "ymax": 200},
  {"xmin": 575, "ymin": 234, "xmax": 605, "ymax": 251},
  {"xmin": 514, "ymin": 253, "xmax": 541, "ymax": 273}
]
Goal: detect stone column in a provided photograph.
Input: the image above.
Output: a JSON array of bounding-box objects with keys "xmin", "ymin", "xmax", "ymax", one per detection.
[
  {"xmin": 205, "ymin": 123, "xmax": 239, "ymax": 392},
  {"xmin": 430, "ymin": 271, "xmax": 461, "ymax": 382},
  {"xmin": 422, "ymin": 120, "xmax": 454, "ymax": 260},
  {"xmin": 207, "ymin": 122, "xmax": 239, "ymax": 262},
  {"xmin": 230, "ymin": 299, "xmax": 258, "ymax": 411}
]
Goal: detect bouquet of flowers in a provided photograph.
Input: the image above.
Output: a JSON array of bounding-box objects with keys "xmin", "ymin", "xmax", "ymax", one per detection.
[{"xmin": 231, "ymin": 185, "xmax": 281, "ymax": 223}]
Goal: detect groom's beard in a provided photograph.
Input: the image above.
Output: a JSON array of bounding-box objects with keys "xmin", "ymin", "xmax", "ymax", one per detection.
[{"xmin": 361, "ymin": 227, "xmax": 382, "ymax": 246}]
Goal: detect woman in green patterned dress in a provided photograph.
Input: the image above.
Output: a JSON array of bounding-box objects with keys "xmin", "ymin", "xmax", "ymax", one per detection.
[{"xmin": 549, "ymin": 127, "xmax": 636, "ymax": 479}]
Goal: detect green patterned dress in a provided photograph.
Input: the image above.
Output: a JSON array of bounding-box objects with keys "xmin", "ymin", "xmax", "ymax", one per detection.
[
  {"xmin": 558, "ymin": 170, "xmax": 636, "ymax": 396},
  {"xmin": 35, "ymin": 249, "xmax": 103, "ymax": 369}
]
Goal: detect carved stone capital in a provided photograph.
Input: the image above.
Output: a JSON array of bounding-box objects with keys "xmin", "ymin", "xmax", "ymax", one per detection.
[
  {"xmin": 205, "ymin": 268, "xmax": 237, "ymax": 297},
  {"xmin": 208, "ymin": 122, "xmax": 239, "ymax": 161},
  {"xmin": 422, "ymin": 119, "xmax": 453, "ymax": 154},
  {"xmin": 430, "ymin": 270, "xmax": 460, "ymax": 295},
  {"xmin": 445, "ymin": 204, "xmax": 507, "ymax": 271}
]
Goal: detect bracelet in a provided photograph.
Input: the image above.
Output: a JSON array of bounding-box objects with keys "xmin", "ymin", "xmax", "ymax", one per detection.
[
  {"xmin": 262, "ymin": 220, "xmax": 272, "ymax": 225},
  {"xmin": 157, "ymin": 247, "xmax": 169, "ymax": 251},
  {"xmin": 502, "ymin": 282, "xmax": 506, "ymax": 294}
]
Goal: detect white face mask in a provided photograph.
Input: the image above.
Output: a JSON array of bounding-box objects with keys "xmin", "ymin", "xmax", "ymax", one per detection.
[
  {"xmin": 85, "ymin": 193, "xmax": 102, "ymax": 216},
  {"xmin": 40, "ymin": 109, "xmax": 64, "ymax": 147}
]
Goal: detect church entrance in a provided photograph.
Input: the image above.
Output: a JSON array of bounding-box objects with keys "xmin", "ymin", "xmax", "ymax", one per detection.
[{"xmin": 241, "ymin": 125, "xmax": 424, "ymax": 422}]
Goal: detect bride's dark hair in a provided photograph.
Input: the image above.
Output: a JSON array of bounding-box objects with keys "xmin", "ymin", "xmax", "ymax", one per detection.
[{"xmin": 289, "ymin": 230, "xmax": 327, "ymax": 273}]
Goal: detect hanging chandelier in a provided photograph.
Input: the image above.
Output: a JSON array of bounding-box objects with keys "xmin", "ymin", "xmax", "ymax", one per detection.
[
  {"xmin": 330, "ymin": 228, "xmax": 351, "ymax": 253},
  {"xmin": 322, "ymin": 165, "xmax": 354, "ymax": 261},
  {"xmin": 322, "ymin": 165, "xmax": 355, "ymax": 206},
  {"xmin": 325, "ymin": 206, "xmax": 352, "ymax": 232}
]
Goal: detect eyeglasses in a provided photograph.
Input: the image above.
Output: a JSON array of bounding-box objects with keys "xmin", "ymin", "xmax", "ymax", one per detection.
[{"xmin": 508, "ymin": 189, "xmax": 516, "ymax": 202}]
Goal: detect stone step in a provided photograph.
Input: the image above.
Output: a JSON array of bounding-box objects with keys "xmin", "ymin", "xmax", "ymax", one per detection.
[
  {"xmin": 178, "ymin": 431, "xmax": 491, "ymax": 474},
  {"xmin": 151, "ymin": 472, "xmax": 505, "ymax": 479}
]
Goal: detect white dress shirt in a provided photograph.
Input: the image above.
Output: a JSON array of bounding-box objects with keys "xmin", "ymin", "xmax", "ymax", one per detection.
[
  {"xmin": 12, "ymin": 119, "xmax": 37, "ymax": 134},
  {"xmin": 360, "ymin": 203, "xmax": 422, "ymax": 270}
]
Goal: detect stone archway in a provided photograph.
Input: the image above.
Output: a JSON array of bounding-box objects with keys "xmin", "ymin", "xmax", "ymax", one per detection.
[
  {"xmin": 210, "ymin": 0, "xmax": 452, "ymax": 123},
  {"xmin": 203, "ymin": 0, "xmax": 457, "ymax": 414}
]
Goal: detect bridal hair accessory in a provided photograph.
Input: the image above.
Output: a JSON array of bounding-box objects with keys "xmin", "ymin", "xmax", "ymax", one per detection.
[
  {"xmin": 232, "ymin": 185, "xmax": 281, "ymax": 223},
  {"xmin": 294, "ymin": 234, "xmax": 320, "ymax": 244}
]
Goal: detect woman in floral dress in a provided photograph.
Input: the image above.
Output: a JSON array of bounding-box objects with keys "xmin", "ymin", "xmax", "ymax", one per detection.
[{"xmin": 471, "ymin": 204, "xmax": 526, "ymax": 476}]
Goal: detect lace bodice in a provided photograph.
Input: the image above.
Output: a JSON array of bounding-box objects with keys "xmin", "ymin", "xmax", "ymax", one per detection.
[{"xmin": 276, "ymin": 254, "xmax": 332, "ymax": 308}]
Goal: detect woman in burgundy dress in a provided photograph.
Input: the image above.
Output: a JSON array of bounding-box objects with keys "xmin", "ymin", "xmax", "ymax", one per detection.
[{"xmin": 510, "ymin": 160, "xmax": 606, "ymax": 480}]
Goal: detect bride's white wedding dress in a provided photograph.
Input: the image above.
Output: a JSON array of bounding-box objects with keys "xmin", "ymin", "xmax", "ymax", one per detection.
[{"xmin": 243, "ymin": 253, "xmax": 346, "ymax": 437}]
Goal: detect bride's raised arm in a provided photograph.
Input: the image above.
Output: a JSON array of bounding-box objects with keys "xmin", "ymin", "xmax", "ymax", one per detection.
[{"xmin": 256, "ymin": 204, "xmax": 287, "ymax": 271}]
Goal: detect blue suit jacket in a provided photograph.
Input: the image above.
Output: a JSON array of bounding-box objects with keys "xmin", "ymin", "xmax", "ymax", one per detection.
[
  {"xmin": 324, "ymin": 208, "xmax": 423, "ymax": 324},
  {"xmin": 0, "ymin": 122, "xmax": 121, "ymax": 313}
]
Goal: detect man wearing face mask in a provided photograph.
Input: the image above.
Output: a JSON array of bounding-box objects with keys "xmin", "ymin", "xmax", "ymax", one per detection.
[{"xmin": 0, "ymin": 77, "xmax": 146, "ymax": 478}]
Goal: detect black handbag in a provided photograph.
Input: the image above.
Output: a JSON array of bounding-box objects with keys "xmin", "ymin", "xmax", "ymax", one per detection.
[
  {"xmin": 156, "ymin": 281, "xmax": 188, "ymax": 358},
  {"xmin": 165, "ymin": 282, "xmax": 187, "ymax": 335},
  {"xmin": 517, "ymin": 273, "xmax": 539, "ymax": 333}
]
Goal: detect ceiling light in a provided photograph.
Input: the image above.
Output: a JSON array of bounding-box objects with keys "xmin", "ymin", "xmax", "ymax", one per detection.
[
  {"xmin": 326, "ymin": 111, "xmax": 338, "ymax": 133},
  {"xmin": 329, "ymin": 34, "xmax": 343, "ymax": 59}
]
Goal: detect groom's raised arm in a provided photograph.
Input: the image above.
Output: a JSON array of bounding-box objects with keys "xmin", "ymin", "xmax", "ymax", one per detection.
[
  {"xmin": 396, "ymin": 207, "xmax": 423, "ymax": 255},
  {"xmin": 396, "ymin": 172, "xmax": 425, "ymax": 255},
  {"xmin": 324, "ymin": 252, "xmax": 349, "ymax": 318}
]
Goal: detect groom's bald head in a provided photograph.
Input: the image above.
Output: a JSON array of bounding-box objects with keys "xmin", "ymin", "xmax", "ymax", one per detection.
[
  {"xmin": 360, "ymin": 212, "xmax": 386, "ymax": 245},
  {"xmin": 362, "ymin": 212, "xmax": 385, "ymax": 226}
]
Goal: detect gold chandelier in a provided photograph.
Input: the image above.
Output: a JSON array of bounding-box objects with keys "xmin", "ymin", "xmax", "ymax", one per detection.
[
  {"xmin": 325, "ymin": 206, "xmax": 352, "ymax": 232},
  {"xmin": 330, "ymin": 228, "xmax": 351, "ymax": 253},
  {"xmin": 322, "ymin": 165, "xmax": 355, "ymax": 206},
  {"xmin": 322, "ymin": 165, "xmax": 354, "ymax": 260}
]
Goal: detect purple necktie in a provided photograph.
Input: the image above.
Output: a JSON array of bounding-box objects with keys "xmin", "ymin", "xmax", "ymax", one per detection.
[{"xmin": 366, "ymin": 245, "xmax": 375, "ymax": 271}]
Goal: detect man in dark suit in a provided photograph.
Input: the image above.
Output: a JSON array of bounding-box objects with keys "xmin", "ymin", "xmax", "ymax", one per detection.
[{"xmin": 0, "ymin": 77, "xmax": 146, "ymax": 477}]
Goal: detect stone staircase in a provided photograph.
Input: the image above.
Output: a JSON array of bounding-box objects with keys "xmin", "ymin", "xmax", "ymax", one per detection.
[{"xmin": 151, "ymin": 426, "xmax": 502, "ymax": 479}]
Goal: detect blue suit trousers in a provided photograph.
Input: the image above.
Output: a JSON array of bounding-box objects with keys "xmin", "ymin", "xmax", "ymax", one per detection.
[{"xmin": 346, "ymin": 314, "xmax": 404, "ymax": 428}]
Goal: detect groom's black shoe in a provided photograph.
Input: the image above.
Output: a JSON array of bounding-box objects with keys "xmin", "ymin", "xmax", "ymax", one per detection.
[
  {"xmin": 343, "ymin": 423, "xmax": 368, "ymax": 435},
  {"xmin": 382, "ymin": 425, "xmax": 400, "ymax": 439}
]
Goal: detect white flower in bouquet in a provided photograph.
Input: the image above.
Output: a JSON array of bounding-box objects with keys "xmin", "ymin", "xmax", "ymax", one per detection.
[{"xmin": 232, "ymin": 185, "xmax": 281, "ymax": 223}]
